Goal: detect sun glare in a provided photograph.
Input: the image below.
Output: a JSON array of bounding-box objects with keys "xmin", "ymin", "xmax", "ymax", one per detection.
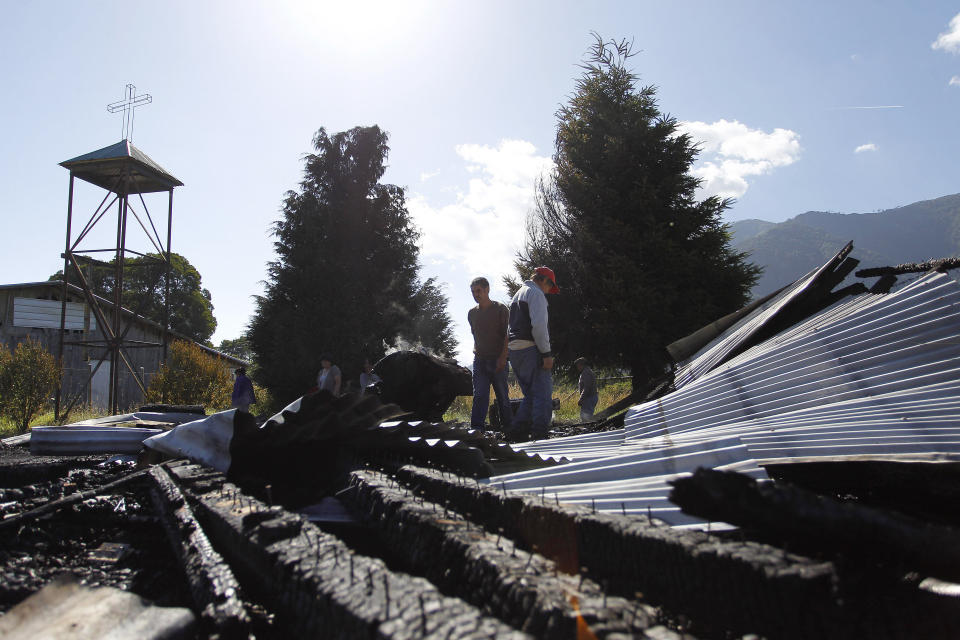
[{"xmin": 279, "ymin": 0, "xmax": 427, "ymax": 53}]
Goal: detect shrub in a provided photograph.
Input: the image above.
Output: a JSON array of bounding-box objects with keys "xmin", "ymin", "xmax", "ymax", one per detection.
[
  {"xmin": 0, "ymin": 347, "xmax": 11, "ymax": 417},
  {"xmin": 250, "ymin": 380, "xmax": 274, "ymax": 416},
  {"xmin": 146, "ymin": 340, "xmax": 233, "ymax": 411},
  {"xmin": 0, "ymin": 338, "xmax": 61, "ymax": 433}
]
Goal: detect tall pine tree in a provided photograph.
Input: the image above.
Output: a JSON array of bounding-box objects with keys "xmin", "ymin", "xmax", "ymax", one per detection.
[
  {"xmin": 513, "ymin": 36, "xmax": 760, "ymax": 389},
  {"xmin": 249, "ymin": 126, "xmax": 456, "ymax": 402}
]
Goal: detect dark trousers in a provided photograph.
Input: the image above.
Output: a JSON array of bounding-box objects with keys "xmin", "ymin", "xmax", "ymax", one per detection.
[
  {"xmin": 471, "ymin": 355, "xmax": 512, "ymax": 430},
  {"xmin": 508, "ymin": 346, "xmax": 552, "ymax": 436}
]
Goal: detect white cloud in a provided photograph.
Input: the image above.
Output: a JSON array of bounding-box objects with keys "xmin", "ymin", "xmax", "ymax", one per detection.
[
  {"xmin": 854, "ymin": 143, "xmax": 878, "ymax": 154},
  {"xmin": 950, "ymin": 75, "xmax": 960, "ymax": 86},
  {"xmin": 932, "ymin": 12, "xmax": 960, "ymax": 53},
  {"xmin": 675, "ymin": 119, "xmax": 801, "ymax": 199},
  {"xmin": 408, "ymin": 139, "xmax": 552, "ymax": 363},
  {"xmin": 408, "ymin": 138, "xmax": 552, "ymax": 286},
  {"xmin": 419, "ymin": 169, "xmax": 439, "ymax": 181}
]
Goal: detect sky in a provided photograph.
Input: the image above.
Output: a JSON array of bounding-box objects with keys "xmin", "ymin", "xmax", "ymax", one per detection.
[{"xmin": 1, "ymin": 1, "xmax": 958, "ymax": 367}]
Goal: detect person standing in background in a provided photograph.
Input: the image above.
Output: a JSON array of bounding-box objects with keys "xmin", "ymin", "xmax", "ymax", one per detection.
[
  {"xmin": 231, "ymin": 367, "xmax": 256, "ymax": 413},
  {"xmin": 359, "ymin": 358, "xmax": 381, "ymax": 395},
  {"xmin": 468, "ymin": 277, "xmax": 512, "ymax": 432},
  {"xmin": 507, "ymin": 267, "xmax": 559, "ymax": 440},
  {"xmin": 317, "ymin": 354, "xmax": 342, "ymax": 396},
  {"xmin": 575, "ymin": 357, "xmax": 599, "ymax": 422}
]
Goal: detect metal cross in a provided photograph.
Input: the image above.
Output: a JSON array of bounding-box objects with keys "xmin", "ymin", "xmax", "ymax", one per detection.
[{"xmin": 107, "ymin": 84, "xmax": 152, "ymax": 142}]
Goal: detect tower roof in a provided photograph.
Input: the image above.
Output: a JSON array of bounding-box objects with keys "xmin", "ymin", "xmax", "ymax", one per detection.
[{"xmin": 60, "ymin": 140, "xmax": 183, "ymax": 194}]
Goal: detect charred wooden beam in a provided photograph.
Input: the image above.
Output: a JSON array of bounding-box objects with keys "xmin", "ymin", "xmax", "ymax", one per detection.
[
  {"xmin": 856, "ymin": 257, "xmax": 960, "ymax": 278},
  {"xmin": 670, "ymin": 468, "xmax": 960, "ymax": 584},
  {"xmin": 344, "ymin": 469, "xmax": 665, "ymax": 638},
  {"xmin": 167, "ymin": 461, "xmax": 528, "ymax": 639},
  {"xmin": 148, "ymin": 465, "xmax": 251, "ymax": 637},
  {"xmin": 395, "ymin": 465, "xmax": 848, "ymax": 639}
]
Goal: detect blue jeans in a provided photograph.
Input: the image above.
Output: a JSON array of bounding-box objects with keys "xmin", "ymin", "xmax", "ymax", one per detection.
[
  {"xmin": 471, "ymin": 356, "xmax": 512, "ymax": 430},
  {"xmin": 508, "ymin": 346, "xmax": 552, "ymax": 435},
  {"xmin": 580, "ymin": 394, "xmax": 599, "ymax": 422}
]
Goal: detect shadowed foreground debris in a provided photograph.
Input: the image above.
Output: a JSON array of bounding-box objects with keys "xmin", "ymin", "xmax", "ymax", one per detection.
[
  {"xmin": 0, "ymin": 575, "xmax": 196, "ymax": 640},
  {"xmin": 670, "ymin": 468, "xmax": 960, "ymax": 584},
  {"xmin": 4, "ymin": 249, "xmax": 960, "ymax": 637},
  {"xmin": 372, "ymin": 351, "xmax": 473, "ymax": 421}
]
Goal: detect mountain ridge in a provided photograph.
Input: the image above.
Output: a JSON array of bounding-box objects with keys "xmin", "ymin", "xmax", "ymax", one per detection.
[{"xmin": 730, "ymin": 193, "xmax": 960, "ymax": 297}]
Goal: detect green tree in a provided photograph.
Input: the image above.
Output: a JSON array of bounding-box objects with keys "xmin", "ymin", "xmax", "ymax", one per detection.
[
  {"xmin": 50, "ymin": 252, "xmax": 217, "ymax": 344},
  {"xmin": 512, "ymin": 36, "xmax": 760, "ymax": 389},
  {"xmin": 0, "ymin": 339, "xmax": 61, "ymax": 432},
  {"xmin": 399, "ymin": 278, "xmax": 458, "ymax": 356},
  {"xmin": 216, "ymin": 336, "xmax": 253, "ymax": 362},
  {"xmin": 249, "ymin": 126, "xmax": 456, "ymax": 402}
]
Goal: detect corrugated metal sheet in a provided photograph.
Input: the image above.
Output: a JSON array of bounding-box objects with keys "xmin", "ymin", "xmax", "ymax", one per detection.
[
  {"xmin": 492, "ymin": 270, "xmax": 960, "ymax": 528},
  {"xmin": 672, "ymin": 242, "xmax": 854, "ymax": 390},
  {"xmin": 625, "ymin": 271, "xmax": 960, "ymax": 444},
  {"xmin": 30, "ymin": 425, "xmax": 163, "ymax": 455}
]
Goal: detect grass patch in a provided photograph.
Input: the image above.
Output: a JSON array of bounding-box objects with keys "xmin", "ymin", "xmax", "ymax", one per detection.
[
  {"xmin": 444, "ymin": 375, "xmax": 633, "ymax": 424},
  {"xmin": 0, "ymin": 406, "xmax": 111, "ymax": 438}
]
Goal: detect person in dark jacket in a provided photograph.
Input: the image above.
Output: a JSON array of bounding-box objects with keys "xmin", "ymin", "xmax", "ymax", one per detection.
[
  {"xmin": 507, "ymin": 266, "xmax": 559, "ymax": 440},
  {"xmin": 231, "ymin": 367, "xmax": 256, "ymax": 413},
  {"xmin": 575, "ymin": 357, "xmax": 599, "ymax": 422}
]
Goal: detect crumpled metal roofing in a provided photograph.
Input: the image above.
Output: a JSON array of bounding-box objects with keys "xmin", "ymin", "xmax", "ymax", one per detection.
[
  {"xmin": 491, "ymin": 267, "xmax": 960, "ymax": 528},
  {"xmin": 143, "ymin": 392, "xmax": 564, "ymax": 478},
  {"xmin": 672, "ymin": 242, "xmax": 855, "ymax": 390}
]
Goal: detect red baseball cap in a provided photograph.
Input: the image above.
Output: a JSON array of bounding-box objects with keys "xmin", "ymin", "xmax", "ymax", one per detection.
[{"xmin": 535, "ymin": 266, "xmax": 560, "ymax": 294}]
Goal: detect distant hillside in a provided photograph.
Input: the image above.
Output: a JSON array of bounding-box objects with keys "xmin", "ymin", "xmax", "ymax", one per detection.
[{"xmin": 730, "ymin": 193, "xmax": 960, "ymax": 297}]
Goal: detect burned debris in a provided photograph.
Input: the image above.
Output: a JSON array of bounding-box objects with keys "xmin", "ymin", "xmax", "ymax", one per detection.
[
  {"xmin": 3, "ymin": 250, "xmax": 960, "ymax": 638},
  {"xmin": 371, "ymin": 351, "xmax": 473, "ymax": 421}
]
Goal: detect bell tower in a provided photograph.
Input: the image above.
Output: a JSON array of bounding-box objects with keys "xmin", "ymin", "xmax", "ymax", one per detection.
[{"xmin": 55, "ymin": 85, "xmax": 183, "ymax": 419}]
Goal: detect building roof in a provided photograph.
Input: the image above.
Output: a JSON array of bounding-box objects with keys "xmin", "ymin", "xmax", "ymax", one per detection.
[
  {"xmin": 0, "ymin": 280, "xmax": 244, "ymax": 367},
  {"xmin": 60, "ymin": 140, "xmax": 183, "ymax": 194}
]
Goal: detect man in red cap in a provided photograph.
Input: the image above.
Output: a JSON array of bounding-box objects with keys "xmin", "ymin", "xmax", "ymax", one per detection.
[{"xmin": 506, "ymin": 266, "xmax": 559, "ymax": 440}]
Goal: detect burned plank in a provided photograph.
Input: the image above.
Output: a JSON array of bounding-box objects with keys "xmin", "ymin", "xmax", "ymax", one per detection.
[
  {"xmin": 148, "ymin": 465, "xmax": 251, "ymax": 637},
  {"xmin": 171, "ymin": 462, "xmax": 529, "ymax": 639},
  {"xmin": 395, "ymin": 464, "xmax": 847, "ymax": 639},
  {"xmin": 344, "ymin": 468, "xmax": 674, "ymax": 638},
  {"xmin": 856, "ymin": 257, "xmax": 960, "ymax": 278},
  {"xmin": 669, "ymin": 468, "xmax": 960, "ymax": 583}
]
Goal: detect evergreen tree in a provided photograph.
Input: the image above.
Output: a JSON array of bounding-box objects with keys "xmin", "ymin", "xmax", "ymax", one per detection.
[
  {"xmin": 401, "ymin": 277, "xmax": 458, "ymax": 356},
  {"xmin": 249, "ymin": 126, "xmax": 456, "ymax": 402},
  {"xmin": 513, "ymin": 36, "xmax": 760, "ymax": 389}
]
